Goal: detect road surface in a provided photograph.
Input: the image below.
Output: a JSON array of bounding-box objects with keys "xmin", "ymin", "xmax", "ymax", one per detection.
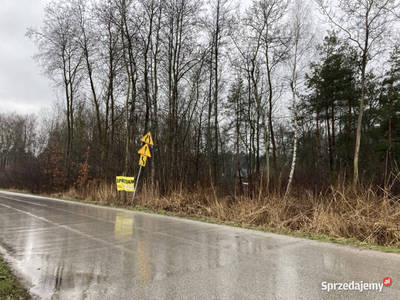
[{"xmin": 0, "ymin": 191, "xmax": 399, "ymax": 299}]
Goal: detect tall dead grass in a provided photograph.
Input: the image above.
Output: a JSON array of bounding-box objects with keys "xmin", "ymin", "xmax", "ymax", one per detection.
[{"xmin": 62, "ymin": 177, "xmax": 400, "ymax": 248}]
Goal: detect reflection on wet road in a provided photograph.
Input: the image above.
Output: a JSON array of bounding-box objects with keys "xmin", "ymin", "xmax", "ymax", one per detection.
[{"xmin": 0, "ymin": 191, "xmax": 399, "ymax": 299}]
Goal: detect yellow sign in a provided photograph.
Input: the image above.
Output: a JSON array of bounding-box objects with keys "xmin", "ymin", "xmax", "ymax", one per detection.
[
  {"xmin": 116, "ymin": 176, "xmax": 135, "ymax": 192},
  {"xmin": 140, "ymin": 131, "xmax": 154, "ymax": 146},
  {"xmin": 138, "ymin": 144, "xmax": 151, "ymax": 158},
  {"xmin": 139, "ymin": 155, "xmax": 147, "ymax": 167}
]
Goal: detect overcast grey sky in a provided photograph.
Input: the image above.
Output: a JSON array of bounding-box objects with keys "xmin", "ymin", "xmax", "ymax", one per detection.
[
  {"xmin": 0, "ymin": 0, "xmax": 248, "ymax": 116},
  {"xmin": 0, "ymin": 0, "xmax": 53, "ymax": 115},
  {"xmin": 0, "ymin": 0, "xmax": 278, "ymax": 116}
]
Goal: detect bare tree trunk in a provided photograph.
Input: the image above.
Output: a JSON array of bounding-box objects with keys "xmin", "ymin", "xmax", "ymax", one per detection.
[
  {"xmin": 236, "ymin": 100, "xmax": 242, "ymax": 196},
  {"xmin": 353, "ymin": 53, "xmax": 367, "ymax": 189},
  {"xmin": 143, "ymin": 0, "xmax": 154, "ymax": 133},
  {"xmin": 315, "ymin": 95, "xmax": 324, "ymax": 176},
  {"xmin": 286, "ymin": 0, "xmax": 310, "ymax": 195},
  {"xmin": 346, "ymin": 98, "xmax": 352, "ymax": 156},
  {"xmin": 388, "ymin": 81, "xmax": 393, "ymax": 152},
  {"xmin": 121, "ymin": 8, "xmax": 131, "ymax": 176},
  {"xmin": 250, "ymin": 64, "xmax": 270, "ymax": 193},
  {"xmin": 266, "ymin": 59, "xmax": 278, "ymax": 185},
  {"xmin": 207, "ymin": 50, "xmax": 213, "ymax": 186},
  {"xmin": 326, "ymin": 105, "xmax": 333, "ymax": 173},
  {"xmin": 331, "ymin": 104, "xmax": 336, "ymax": 172},
  {"xmin": 151, "ymin": 0, "xmax": 162, "ymax": 185},
  {"xmin": 286, "ymin": 80, "xmax": 298, "ymax": 195},
  {"xmin": 213, "ymin": 0, "xmax": 221, "ymax": 187}
]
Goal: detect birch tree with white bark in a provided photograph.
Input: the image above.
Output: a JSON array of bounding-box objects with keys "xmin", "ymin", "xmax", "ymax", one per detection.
[{"xmin": 286, "ymin": 0, "xmax": 315, "ymax": 195}]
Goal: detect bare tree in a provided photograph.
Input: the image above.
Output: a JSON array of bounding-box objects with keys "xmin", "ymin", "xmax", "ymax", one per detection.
[
  {"xmin": 162, "ymin": 0, "xmax": 203, "ymax": 192},
  {"xmin": 203, "ymin": 0, "xmax": 236, "ymax": 187},
  {"xmin": 231, "ymin": 16, "xmax": 270, "ymax": 191},
  {"xmin": 27, "ymin": 1, "xmax": 84, "ymax": 177},
  {"xmin": 286, "ymin": 0, "xmax": 315, "ymax": 194},
  {"xmin": 74, "ymin": 0, "xmax": 108, "ymax": 170},
  {"xmin": 94, "ymin": 0, "xmax": 124, "ymax": 177},
  {"xmin": 247, "ymin": 0, "xmax": 290, "ymax": 187},
  {"xmin": 111, "ymin": 0, "xmax": 142, "ymax": 176}
]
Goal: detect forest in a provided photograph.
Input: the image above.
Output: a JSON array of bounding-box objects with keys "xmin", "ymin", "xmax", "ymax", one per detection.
[{"xmin": 1, "ymin": 0, "xmax": 400, "ymax": 246}]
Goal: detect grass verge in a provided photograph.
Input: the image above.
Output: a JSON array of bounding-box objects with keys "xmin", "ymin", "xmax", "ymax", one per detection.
[{"xmin": 0, "ymin": 253, "xmax": 30, "ymax": 300}]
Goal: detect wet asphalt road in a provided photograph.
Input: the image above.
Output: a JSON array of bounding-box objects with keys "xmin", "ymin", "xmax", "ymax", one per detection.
[{"xmin": 0, "ymin": 191, "xmax": 399, "ymax": 300}]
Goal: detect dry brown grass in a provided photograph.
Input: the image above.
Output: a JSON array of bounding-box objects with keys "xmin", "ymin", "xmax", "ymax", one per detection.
[{"xmin": 63, "ymin": 178, "xmax": 400, "ymax": 248}]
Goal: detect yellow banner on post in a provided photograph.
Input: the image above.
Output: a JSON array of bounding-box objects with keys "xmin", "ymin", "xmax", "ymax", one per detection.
[{"xmin": 116, "ymin": 176, "xmax": 135, "ymax": 192}]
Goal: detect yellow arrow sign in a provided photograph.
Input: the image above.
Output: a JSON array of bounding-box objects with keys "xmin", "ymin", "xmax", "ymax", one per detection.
[
  {"xmin": 138, "ymin": 144, "xmax": 151, "ymax": 158},
  {"xmin": 139, "ymin": 155, "xmax": 147, "ymax": 167},
  {"xmin": 140, "ymin": 131, "xmax": 154, "ymax": 146}
]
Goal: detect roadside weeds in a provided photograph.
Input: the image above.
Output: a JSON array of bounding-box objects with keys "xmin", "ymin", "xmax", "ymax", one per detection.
[
  {"xmin": 2, "ymin": 185, "xmax": 399, "ymax": 254},
  {"xmin": 0, "ymin": 254, "xmax": 31, "ymax": 300}
]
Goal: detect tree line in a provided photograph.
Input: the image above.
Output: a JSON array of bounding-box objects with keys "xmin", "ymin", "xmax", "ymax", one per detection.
[{"xmin": 1, "ymin": 0, "xmax": 400, "ymax": 196}]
